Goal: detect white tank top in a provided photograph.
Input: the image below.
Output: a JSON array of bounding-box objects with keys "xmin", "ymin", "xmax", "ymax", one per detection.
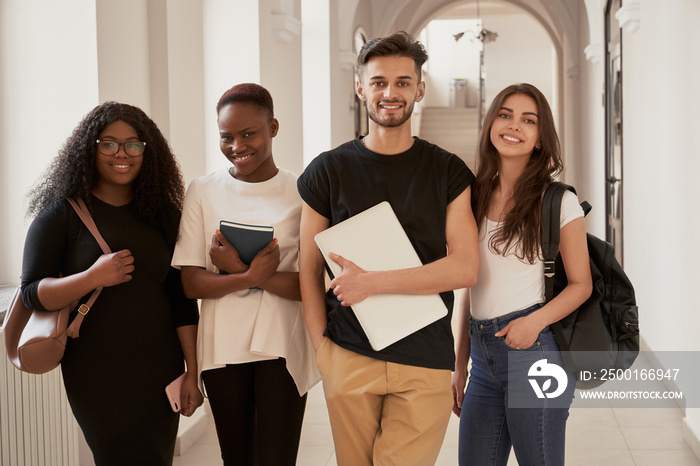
[{"xmin": 469, "ymin": 190, "xmax": 583, "ymax": 320}]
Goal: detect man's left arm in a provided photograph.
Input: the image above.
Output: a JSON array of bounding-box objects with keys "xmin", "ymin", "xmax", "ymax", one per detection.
[{"xmin": 329, "ymin": 187, "xmax": 478, "ymax": 307}]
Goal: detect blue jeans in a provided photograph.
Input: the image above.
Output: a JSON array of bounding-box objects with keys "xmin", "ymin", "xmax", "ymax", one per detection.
[{"xmin": 458, "ymin": 304, "xmax": 575, "ymax": 466}]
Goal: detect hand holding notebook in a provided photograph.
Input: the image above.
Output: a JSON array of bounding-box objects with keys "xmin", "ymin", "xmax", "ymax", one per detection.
[
  {"xmin": 211, "ymin": 230, "xmax": 250, "ymax": 274},
  {"xmin": 214, "ymin": 221, "xmax": 278, "ymax": 289}
]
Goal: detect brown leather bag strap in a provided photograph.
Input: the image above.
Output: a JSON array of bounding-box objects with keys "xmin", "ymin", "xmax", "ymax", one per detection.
[
  {"xmin": 65, "ymin": 197, "xmax": 111, "ymax": 338},
  {"xmin": 67, "ymin": 197, "xmax": 112, "ymax": 254},
  {"xmin": 66, "ymin": 288, "xmax": 103, "ymax": 338}
]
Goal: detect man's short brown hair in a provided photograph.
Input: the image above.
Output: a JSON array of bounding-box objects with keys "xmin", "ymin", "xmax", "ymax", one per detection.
[{"xmin": 357, "ymin": 31, "xmax": 428, "ymax": 80}]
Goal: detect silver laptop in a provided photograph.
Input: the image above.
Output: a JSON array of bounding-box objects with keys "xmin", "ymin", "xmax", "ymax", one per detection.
[{"xmin": 314, "ymin": 201, "xmax": 448, "ymax": 351}]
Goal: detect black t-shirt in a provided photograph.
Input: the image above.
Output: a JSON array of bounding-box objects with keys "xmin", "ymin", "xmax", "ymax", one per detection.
[{"xmin": 297, "ymin": 137, "xmax": 475, "ymax": 370}]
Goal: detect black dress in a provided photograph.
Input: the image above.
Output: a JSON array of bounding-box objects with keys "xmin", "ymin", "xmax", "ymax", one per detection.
[{"xmin": 21, "ymin": 196, "xmax": 199, "ymax": 466}]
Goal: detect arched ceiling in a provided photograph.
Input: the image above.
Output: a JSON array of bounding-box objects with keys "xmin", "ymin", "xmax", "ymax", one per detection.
[{"xmin": 347, "ymin": 0, "xmax": 585, "ymax": 74}]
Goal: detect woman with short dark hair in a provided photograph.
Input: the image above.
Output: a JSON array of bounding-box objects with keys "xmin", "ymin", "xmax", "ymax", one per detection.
[{"xmin": 174, "ymin": 83, "xmax": 318, "ymax": 465}]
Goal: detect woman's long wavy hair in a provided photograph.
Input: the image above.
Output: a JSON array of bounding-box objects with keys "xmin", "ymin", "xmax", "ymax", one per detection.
[
  {"xmin": 472, "ymin": 83, "xmax": 563, "ymax": 263},
  {"xmin": 26, "ymin": 101, "xmax": 185, "ymax": 248}
]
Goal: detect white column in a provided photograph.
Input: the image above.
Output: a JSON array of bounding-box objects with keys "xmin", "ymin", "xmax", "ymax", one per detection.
[
  {"xmin": 202, "ymin": 0, "xmax": 262, "ymax": 173},
  {"xmin": 96, "ymin": 0, "xmax": 151, "ymax": 111},
  {"xmin": 301, "ymin": 0, "xmax": 332, "ymax": 167},
  {"xmin": 260, "ymin": 0, "xmax": 304, "ymax": 175},
  {"xmin": 160, "ymin": 0, "xmax": 207, "ymax": 184},
  {"xmin": 301, "ymin": 0, "xmax": 356, "ymax": 166}
]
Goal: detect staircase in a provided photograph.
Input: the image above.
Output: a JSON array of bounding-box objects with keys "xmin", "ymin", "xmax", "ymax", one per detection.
[{"xmin": 418, "ymin": 107, "xmax": 480, "ymax": 171}]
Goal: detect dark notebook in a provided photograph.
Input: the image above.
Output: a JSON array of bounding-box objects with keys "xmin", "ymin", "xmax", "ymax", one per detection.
[{"xmin": 219, "ymin": 220, "xmax": 274, "ymax": 265}]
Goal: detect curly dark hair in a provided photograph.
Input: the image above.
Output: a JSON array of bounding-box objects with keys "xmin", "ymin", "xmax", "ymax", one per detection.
[
  {"xmin": 26, "ymin": 101, "xmax": 186, "ymax": 248},
  {"xmin": 472, "ymin": 83, "xmax": 563, "ymax": 264}
]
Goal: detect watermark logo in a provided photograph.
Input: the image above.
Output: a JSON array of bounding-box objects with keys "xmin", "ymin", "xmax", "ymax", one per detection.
[{"xmin": 528, "ymin": 359, "xmax": 568, "ymax": 399}]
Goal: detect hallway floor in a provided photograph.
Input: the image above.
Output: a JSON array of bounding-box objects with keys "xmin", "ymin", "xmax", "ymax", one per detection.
[{"xmin": 174, "ymin": 384, "xmax": 700, "ymax": 466}]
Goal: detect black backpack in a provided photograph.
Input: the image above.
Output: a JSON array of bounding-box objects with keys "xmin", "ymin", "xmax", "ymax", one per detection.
[{"xmin": 542, "ymin": 182, "xmax": 639, "ymax": 389}]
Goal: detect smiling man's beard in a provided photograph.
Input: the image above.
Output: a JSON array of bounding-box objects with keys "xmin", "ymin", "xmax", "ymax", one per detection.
[{"xmin": 366, "ymin": 99, "xmax": 415, "ymax": 128}]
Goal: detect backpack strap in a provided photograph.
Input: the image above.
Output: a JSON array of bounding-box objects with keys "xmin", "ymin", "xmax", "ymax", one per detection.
[
  {"xmin": 65, "ymin": 197, "xmax": 112, "ymax": 338},
  {"xmin": 541, "ymin": 182, "xmax": 576, "ymax": 302},
  {"xmin": 542, "ymin": 181, "xmax": 587, "ymax": 359}
]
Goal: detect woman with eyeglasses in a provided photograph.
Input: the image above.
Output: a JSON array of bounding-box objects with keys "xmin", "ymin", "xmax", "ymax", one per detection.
[{"xmin": 21, "ymin": 101, "xmax": 201, "ymax": 465}]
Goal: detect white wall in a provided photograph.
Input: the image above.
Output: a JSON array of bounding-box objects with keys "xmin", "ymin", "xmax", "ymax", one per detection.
[
  {"xmin": 202, "ymin": 0, "xmax": 262, "ymax": 175},
  {"xmin": 421, "ymin": 12, "xmax": 554, "ymax": 113},
  {"xmin": 160, "ymin": 0, "xmax": 207, "ymax": 185},
  {"xmin": 202, "ymin": 0, "xmax": 304, "ymax": 177},
  {"xmin": 301, "ymin": 0, "xmax": 333, "ymax": 167},
  {"xmin": 260, "ymin": 0, "xmax": 304, "ymax": 176},
  {"xmin": 97, "ymin": 0, "xmax": 151, "ymax": 111},
  {"xmin": 422, "ymin": 19, "xmax": 481, "ymax": 109},
  {"xmin": 620, "ymin": 0, "xmax": 700, "ymax": 446},
  {"xmin": 0, "ymin": 0, "xmax": 100, "ymax": 285},
  {"xmin": 480, "ymin": 11, "xmax": 555, "ymax": 115},
  {"xmin": 622, "ymin": 0, "xmax": 699, "ymax": 354}
]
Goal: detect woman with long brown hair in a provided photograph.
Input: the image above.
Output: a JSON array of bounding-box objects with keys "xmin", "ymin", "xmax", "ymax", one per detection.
[{"xmin": 452, "ymin": 83, "xmax": 592, "ymax": 465}]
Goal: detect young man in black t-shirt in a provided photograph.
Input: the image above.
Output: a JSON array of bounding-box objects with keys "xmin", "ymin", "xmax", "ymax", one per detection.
[{"xmin": 298, "ymin": 31, "xmax": 479, "ymax": 466}]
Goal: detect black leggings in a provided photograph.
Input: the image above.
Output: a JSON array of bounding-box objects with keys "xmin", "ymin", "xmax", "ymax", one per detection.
[{"xmin": 201, "ymin": 358, "xmax": 307, "ymax": 466}]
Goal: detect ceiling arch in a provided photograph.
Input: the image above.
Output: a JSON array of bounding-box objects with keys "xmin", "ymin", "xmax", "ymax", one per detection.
[{"xmin": 367, "ymin": 0, "xmax": 580, "ymax": 73}]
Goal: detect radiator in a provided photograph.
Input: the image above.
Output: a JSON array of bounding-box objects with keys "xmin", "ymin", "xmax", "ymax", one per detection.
[{"xmin": 0, "ymin": 329, "xmax": 80, "ymax": 466}]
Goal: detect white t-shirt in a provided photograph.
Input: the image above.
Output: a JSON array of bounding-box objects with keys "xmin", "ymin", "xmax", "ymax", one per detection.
[
  {"xmin": 171, "ymin": 168, "xmax": 319, "ymax": 395},
  {"xmin": 470, "ymin": 190, "xmax": 584, "ymax": 320}
]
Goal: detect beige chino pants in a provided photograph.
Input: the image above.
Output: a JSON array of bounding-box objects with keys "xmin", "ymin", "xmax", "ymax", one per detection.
[{"xmin": 316, "ymin": 338, "xmax": 453, "ymax": 466}]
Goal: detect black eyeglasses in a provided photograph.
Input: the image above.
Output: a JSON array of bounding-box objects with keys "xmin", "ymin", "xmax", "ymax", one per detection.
[{"xmin": 96, "ymin": 140, "xmax": 147, "ymax": 157}]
